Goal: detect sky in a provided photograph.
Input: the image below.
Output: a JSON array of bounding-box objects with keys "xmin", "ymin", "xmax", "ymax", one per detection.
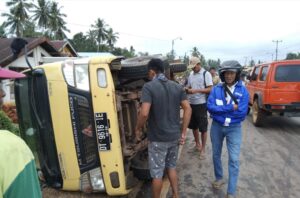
[{"xmin": 1, "ymin": 0, "xmax": 300, "ymax": 64}]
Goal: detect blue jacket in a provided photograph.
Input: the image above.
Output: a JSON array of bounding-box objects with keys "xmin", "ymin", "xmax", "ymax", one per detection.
[{"xmin": 207, "ymin": 81, "xmax": 249, "ymax": 125}]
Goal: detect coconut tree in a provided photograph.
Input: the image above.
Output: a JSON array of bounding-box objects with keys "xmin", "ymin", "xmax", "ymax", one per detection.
[
  {"xmin": 48, "ymin": 1, "xmax": 69, "ymax": 39},
  {"xmin": 31, "ymin": 0, "xmax": 52, "ymax": 32},
  {"xmin": 2, "ymin": 0, "xmax": 33, "ymax": 36},
  {"xmin": 91, "ymin": 18, "xmax": 108, "ymax": 52},
  {"xmin": 106, "ymin": 28, "xmax": 119, "ymax": 50},
  {"xmin": 1, "ymin": 12, "xmax": 24, "ymax": 36},
  {"xmin": 0, "ymin": 23, "xmax": 7, "ymax": 38}
]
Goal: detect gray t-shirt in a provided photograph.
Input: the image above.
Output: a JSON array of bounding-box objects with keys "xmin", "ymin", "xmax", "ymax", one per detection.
[
  {"xmin": 187, "ymin": 68, "xmax": 213, "ymax": 104},
  {"xmin": 141, "ymin": 79, "xmax": 187, "ymax": 142}
]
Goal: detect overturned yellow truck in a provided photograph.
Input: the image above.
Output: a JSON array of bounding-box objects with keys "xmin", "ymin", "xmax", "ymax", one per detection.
[{"xmin": 14, "ymin": 55, "xmax": 186, "ymax": 196}]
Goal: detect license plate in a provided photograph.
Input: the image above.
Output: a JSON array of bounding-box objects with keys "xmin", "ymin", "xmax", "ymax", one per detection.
[{"xmin": 95, "ymin": 112, "xmax": 111, "ymax": 151}]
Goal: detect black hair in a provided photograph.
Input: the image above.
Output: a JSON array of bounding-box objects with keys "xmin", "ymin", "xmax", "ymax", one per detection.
[
  {"xmin": 209, "ymin": 67, "xmax": 216, "ymax": 71},
  {"xmin": 147, "ymin": 58, "xmax": 164, "ymax": 73}
]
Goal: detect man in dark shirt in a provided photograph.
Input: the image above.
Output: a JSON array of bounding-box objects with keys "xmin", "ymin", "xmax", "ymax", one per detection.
[{"xmin": 135, "ymin": 58, "xmax": 191, "ymax": 198}]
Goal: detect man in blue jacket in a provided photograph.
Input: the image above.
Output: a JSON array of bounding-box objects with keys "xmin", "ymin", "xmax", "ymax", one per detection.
[{"xmin": 207, "ymin": 60, "xmax": 249, "ymax": 198}]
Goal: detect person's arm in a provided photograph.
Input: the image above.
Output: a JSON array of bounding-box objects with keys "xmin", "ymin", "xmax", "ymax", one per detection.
[
  {"xmin": 179, "ymin": 100, "xmax": 192, "ymax": 145},
  {"xmin": 135, "ymin": 102, "xmax": 151, "ymax": 142},
  {"xmin": 187, "ymin": 86, "xmax": 212, "ymax": 94},
  {"xmin": 231, "ymin": 87, "xmax": 250, "ymax": 118},
  {"xmin": 207, "ymin": 87, "xmax": 235, "ymax": 114}
]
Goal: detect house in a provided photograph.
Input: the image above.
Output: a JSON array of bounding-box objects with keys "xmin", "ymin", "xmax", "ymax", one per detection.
[
  {"xmin": 50, "ymin": 40, "xmax": 78, "ymax": 57},
  {"xmin": 0, "ymin": 37, "xmax": 78, "ymax": 103}
]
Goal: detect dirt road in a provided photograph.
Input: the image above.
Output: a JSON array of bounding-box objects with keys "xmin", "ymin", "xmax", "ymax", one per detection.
[
  {"xmin": 43, "ymin": 114, "xmax": 300, "ymax": 197},
  {"xmin": 174, "ymin": 114, "xmax": 300, "ymax": 198}
]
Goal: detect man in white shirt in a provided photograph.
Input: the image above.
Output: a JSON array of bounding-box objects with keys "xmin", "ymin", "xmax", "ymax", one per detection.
[{"xmin": 185, "ymin": 57, "xmax": 213, "ymax": 159}]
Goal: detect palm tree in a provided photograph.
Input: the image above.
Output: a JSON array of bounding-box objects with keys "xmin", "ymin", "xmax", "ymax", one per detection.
[
  {"xmin": 1, "ymin": 12, "xmax": 24, "ymax": 36},
  {"xmin": 106, "ymin": 28, "xmax": 119, "ymax": 50},
  {"xmin": 2, "ymin": 0, "xmax": 33, "ymax": 36},
  {"xmin": 0, "ymin": 23, "xmax": 7, "ymax": 38},
  {"xmin": 91, "ymin": 18, "xmax": 108, "ymax": 52},
  {"xmin": 31, "ymin": 0, "xmax": 51, "ymax": 32},
  {"xmin": 48, "ymin": 1, "xmax": 69, "ymax": 39}
]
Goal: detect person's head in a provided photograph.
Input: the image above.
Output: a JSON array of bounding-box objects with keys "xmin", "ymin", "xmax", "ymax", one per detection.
[
  {"xmin": 188, "ymin": 57, "xmax": 201, "ymax": 73},
  {"xmin": 209, "ymin": 67, "xmax": 217, "ymax": 76},
  {"xmin": 0, "ymin": 68, "xmax": 25, "ymax": 108},
  {"xmin": 219, "ymin": 60, "xmax": 242, "ymax": 86},
  {"xmin": 147, "ymin": 58, "xmax": 164, "ymax": 80}
]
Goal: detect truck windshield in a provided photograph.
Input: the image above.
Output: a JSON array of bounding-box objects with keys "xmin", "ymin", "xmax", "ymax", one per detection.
[
  {"xmin": 15, "ymin": 70, "xmax": 62, "ymax": 186},
  {"xmin": 275, "ymin": 65, "xmax": 300, "ymax": 82}
]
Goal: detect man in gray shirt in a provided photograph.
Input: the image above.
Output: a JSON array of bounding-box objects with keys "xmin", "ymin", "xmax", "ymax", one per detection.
[
  {"xmin": 135, "ymin": 58, "xmax": 191, "ymax": 198},
  {"xmin": 186, "ymin": 57, "xmax": 213, "ymax": 159}
]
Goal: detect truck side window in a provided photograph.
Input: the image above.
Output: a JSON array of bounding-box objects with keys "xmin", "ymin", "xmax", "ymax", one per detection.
[
  {"xmin": 97, "ymin": 69, "xmax": 107, "ymax": 88},
  {"xmin": 251, "ymin": 67, "xmax": 260, "ymax": 81},
  {"xmin": 259, "ymin": 66, "xmax": 269, "ymax": 81}
]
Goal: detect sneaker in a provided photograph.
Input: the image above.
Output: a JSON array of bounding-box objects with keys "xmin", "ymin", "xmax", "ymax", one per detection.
[{"xmin": 212, "ymin": 179, "xmax": 225, "ymax": 189}]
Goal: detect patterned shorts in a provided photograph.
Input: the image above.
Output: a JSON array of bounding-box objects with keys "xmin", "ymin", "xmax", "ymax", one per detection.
[{"xmin": 148, "ymin": 140, "xmax": 179, "ymax": 179}]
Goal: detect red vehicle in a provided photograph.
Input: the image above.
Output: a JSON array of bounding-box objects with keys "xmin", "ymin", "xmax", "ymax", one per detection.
[{"xmin": 246, "ymin": 60, "xmax": 300, "ymax": 126}]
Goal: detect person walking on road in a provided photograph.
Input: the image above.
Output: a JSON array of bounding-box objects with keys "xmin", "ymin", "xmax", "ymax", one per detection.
[
  {"xmin": 207, "ymin": 60, "xmax": 249, "ymax": 198},
  {"xmin": 135, "ymin": 58, "xmax": 191, "ymax": 198},
  {"xmin": 185, "ymin": 57, "xmax": 213, "ymax": 159}
]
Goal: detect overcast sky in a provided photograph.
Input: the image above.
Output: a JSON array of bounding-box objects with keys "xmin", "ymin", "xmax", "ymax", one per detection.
[{"xmin": 1, "ymin": 0, "xmax": 300, "ymax": 64}]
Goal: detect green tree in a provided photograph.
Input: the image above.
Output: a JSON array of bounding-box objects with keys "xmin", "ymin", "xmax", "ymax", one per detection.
[
  {"xmin": 48, "ymin": 1, "xmax": 69, "ymax": 39},
  {"xmin": 106, "ymin": 28, "xmax": 119, "ymax": 50},
  {"xmin": 249, "ymin": 59, "xmax": 255, "ymax": 66},
  {"xmin": 286, "ymin": 52, "xmax": 300, "ymax": 60},
  {"xmin": 2, "ymin": 0, "xmax": 33, "ymax": 36},
  {"xmin": 91, "ymin": 18, "xmax": 108, "ymax": 52},
  {"xmin": 1, "ymin": 12, "xmax": 24, "ymax": 36},
  {"xmin": 207, "ymin": 59, "xmax": 221, "ymax": 69},
  {"xmin": 0, "ymin": 23, "xmax": 7, "ymax": 38},
  {"xmin": 23, "ymin": 20, "xmax": 43, "ymax": 37},
  {"xmin": 31, "ymin": 0, "xmax": 51, "ymax": 32},
  {"xmin": 191, "ymin": 47, "xmax": 201, "ymax": 57},
  {"xmin": 112, "ymin": 47, "xmax": 135, "ymax": 58}
]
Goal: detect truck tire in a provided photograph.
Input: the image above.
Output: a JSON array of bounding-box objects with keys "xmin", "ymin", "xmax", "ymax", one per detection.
[
  {"xmin": 119, "ymin": 55, "xmax": 169, "ymax": 79},
  {"xmin": 169, "ymin": 63, "xmax": 187, "ymax": 73},
  {"xmin": 252, "ymin": 99, "xmax": 265, "ymax": 127}
]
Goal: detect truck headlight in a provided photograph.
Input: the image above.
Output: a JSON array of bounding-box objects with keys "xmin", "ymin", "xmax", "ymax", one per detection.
[{"xmin": 80, "ymin": 167, "xmax": 105, "ymax": 193}]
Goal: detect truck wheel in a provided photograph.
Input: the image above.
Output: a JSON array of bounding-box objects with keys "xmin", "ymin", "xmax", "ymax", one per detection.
[
  {"xmin": 119, "ymin": 56, "xmax": 169, "ymax": 79},
  {"xmin": 252, "ymin": 99, "xmax": 265, "ymax": 127},
  {"xmin": 169, "ymin": 63, "xmax": 187, "ymax": 73}
]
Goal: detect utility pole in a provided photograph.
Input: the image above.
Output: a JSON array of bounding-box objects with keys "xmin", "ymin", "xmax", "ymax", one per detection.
[
  {"xmin": 272, "ymin": 40, "xmax": 282, "ymax": 61},
  {"xmin": 171, "ymin": 37, "xmax": 182, "ymax": 60}
]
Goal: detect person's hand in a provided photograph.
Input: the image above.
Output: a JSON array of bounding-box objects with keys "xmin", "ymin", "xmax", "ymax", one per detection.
[
  {"xmin": 135, "ymin": 128, "xmax": 142, "ymax": 143},
  {"xmin": 179, "ymin": 133, "xmax": 186, "ymax": 145},
  {"xmin": 186, "ymin": 88, "xmax": 194, "ymax": 94},
  {"xmin": 233, "ymin": 104, "xmax": 238, "ymax": 110}
]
